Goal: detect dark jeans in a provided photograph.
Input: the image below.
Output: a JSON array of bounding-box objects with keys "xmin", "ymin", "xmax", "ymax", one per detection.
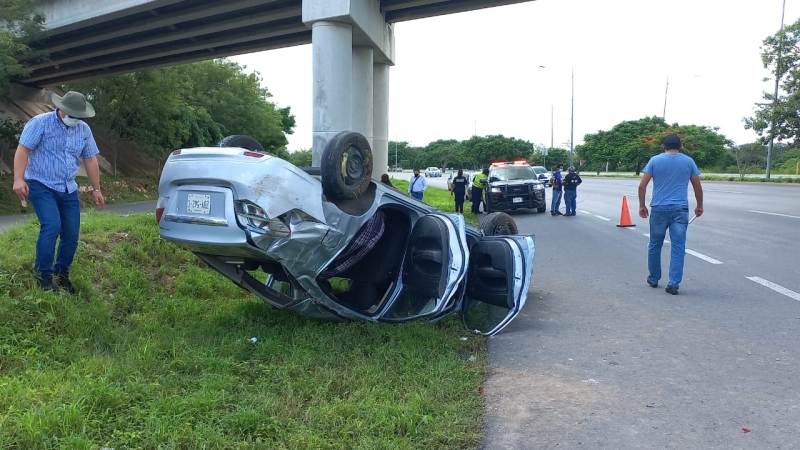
[
  {"xmin": 410, "ymin": 191, "xmax": 424, "ymax": 201},
  {"xmin": 551, "ymin": 189, "xmax": 562, "ymax": 213},
  {"xmin": 454, "ymin": 192, "xmax": 465, "ymax": 213},
  {"xmin": 26, "ymin": 179, "xmax": 81, "ymax": 279},
  {"xmin": 564, "ymin": 190, "xmax": 577, "ymax": 215},
  {"xmin": 471, "ymin": 187, "xmax": 483, "ymax": 213}
]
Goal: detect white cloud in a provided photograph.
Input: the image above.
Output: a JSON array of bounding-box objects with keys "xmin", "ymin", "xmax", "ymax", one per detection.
[{"xmin": 233, "ymin": 0, "xmax": 798, "ymax": 151}]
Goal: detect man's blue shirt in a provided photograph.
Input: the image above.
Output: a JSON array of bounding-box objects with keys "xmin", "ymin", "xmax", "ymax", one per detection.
[
  {"xmin": 408, "ymin": 174, "xmax": 427, "ymax": 193},
  {"xmin": 642, "ymin": 152, "xmax": 700, "ymax": 207},
  {"xmin": 553, "ymin": 170, "xmax": 563, "ymax": 190},
  {"xmin": 19, "ymin": 111, "xmax": 100, "ymax": 193}
]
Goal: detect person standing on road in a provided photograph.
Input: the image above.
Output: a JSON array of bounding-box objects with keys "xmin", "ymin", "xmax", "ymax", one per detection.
[
  {"xmin": 550, "ymin": 163, "xmax": 564, "ymax": 216},
  {"xmin": 408, "ymin": 168, "xmax": 427, "ymax": 201},
  {"xmin": 562, "ymin": 166, "xmax": 582, "ymax": 216},
  {"xmin": 638, "ymin": 133, "xmax": 703, "ymax": 295},
  {"xmin": 471, "ymin": 168, "xmax": 489, "ymax": 214},
  {"xmin": 450, "ymin": 169, "xmax": 468, "ymax": 213},
  {"xmin": 12, "ymin": 91, "xmax": 106, "ymax": 294}
]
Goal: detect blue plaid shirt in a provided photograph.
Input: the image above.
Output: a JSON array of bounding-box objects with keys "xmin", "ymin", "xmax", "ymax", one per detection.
[{"xmin": 19, "ymin": 110, "xmax": 100, "ymax": 193}]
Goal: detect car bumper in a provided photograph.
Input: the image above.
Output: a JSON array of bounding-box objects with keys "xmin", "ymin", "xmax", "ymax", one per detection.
[{"xmin": 487, "ymin": 190, "xmax": 546, "ymax": 210}]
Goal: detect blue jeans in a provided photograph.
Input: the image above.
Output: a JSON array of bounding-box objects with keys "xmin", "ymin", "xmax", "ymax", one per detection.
[
  {"xmin": 550, "ymin": 189, "xmax": 563, "ymax": 213},
  {"xmin": 647, "ymin": 205, "xmax": 689, "ymax": 288},
  {"xmin": 26, "ymin": 180, "xmax": 82, "ymax": 279},
  {"xmin": 564, "ymin": 190, "xmax": 577, "ymax": 215},
  {"xmin": 410, "ymin": 191, "xmax": 424, "ymax": 201}
]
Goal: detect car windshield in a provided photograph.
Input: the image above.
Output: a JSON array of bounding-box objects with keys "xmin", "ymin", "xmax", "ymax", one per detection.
[
  {"xmin": 532, "ymin": 167, "xmax": 547, "ymax": 174},
  {"xmin": 491, "ymin": 167, "xmax": 535, "ymax": 181}
]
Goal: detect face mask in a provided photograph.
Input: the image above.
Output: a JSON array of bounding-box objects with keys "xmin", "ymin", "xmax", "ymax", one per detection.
[{"xmin": 62, "ymin": 116, "xmax": 79, "ymax": 127}]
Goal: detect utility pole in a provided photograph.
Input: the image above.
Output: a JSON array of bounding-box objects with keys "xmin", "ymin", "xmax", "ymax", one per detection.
[
  {"xmin": 766, "ymin": 0, "xmax": 787, "ymax": 179},
  {"xmin": 550, "ymin": 103, "xmax": 554, "ymax": 150},
  {"xmin": 569, "ymin": 67, "xmax": 574, "ymax": 168},
  {"xmin": 663, "ymin": 76, "xmax": 670, "ymax": 120}
]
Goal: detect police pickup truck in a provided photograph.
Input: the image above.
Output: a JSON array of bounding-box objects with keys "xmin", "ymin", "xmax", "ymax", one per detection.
[{"xmin": 484, "ymin": 161, "xmax": 547, "ymax": 214}]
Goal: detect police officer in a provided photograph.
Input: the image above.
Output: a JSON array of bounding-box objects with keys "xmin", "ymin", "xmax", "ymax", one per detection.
[
  {"xmin": 471, "ymin": 168, "xmax": 489, "ymax": 214},
  {"xmin": 450, "ymin": 169, "xmax": 468, "ymax": 213}
]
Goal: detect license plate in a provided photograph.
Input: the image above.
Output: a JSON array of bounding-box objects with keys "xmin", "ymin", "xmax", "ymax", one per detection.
[
  {"xmin": 512, "ymin": 197, "xmax": 523, "ymax": 203},
  {"xmin": 187, "ymin": 194, "xmax": 211, "ymax": 214}
]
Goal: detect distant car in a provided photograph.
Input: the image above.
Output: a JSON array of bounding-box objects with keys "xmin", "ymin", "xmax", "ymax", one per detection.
[
  {"xmin": 425, "ymin": 167, "xmax": 442, "ymax": 177},
  {"xmin": 156, "ymin": 131, "xmax": 536, "ymax": 336},
  {"xmin": 484, "ymin": 161, "xmax": 547, "ymax": 214},
  {"xmin": 530, "ymin": 166, "xmax": 552, "ymax": 187},
  {"xmin": 390, "ymin": 165, "xmax": 403, "ymax": 172}
]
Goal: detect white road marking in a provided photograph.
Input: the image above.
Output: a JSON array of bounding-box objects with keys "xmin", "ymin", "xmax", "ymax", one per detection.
[
  {"xmin": 705, "ymin": 189, "xmax": 743, "ymax": 194},
  {"xmin": 685, "ymin": 249, "xmax": 723, "ymax": 265},
  {"xmin": 748, "ymin": 210, "xmax": 800, "ymax": 220},
  {"xmin": 642, "ymin": 233, "xmax": 670, "ymax": 244},
  {"xmin": 595, "ymin": 215, "xmax": 611, "ymax": 221},
  {"xmin": 579, "ymin": 210, "xmax": 592, "ymax": 214},
  {"xmin": 746, "ymin": 277, "xmax": 800, "ymax": 302}
]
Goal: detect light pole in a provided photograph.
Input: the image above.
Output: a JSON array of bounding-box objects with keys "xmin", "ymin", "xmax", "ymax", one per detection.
[
  {"xmin": 539, "ymin": 65, "xmax": 574, "ymax": 168},
  {"xmin": 663, "ymin": 76, "xmax": 669, "ymax": 119},
  {"xmin": 766, "ymin": 0, "xmax": 787, "ymax": 179}
]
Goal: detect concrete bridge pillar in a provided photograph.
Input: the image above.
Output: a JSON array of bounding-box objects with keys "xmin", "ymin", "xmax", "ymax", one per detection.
[{"xmin": 303, "ymin": 0, "xmax": 394, "ymax": 178}]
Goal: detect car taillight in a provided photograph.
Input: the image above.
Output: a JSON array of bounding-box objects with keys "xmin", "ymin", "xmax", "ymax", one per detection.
[
  {"xmin": 155, "ymin": 196, "xmax": 169, "ymax": 223},
  {"xmin": 243, "ymin": 151, "xmax": 265, "ymax": 158},
  {"xmin": 235, "ymin": 201, "xmax": 290, "ymax": 237}
]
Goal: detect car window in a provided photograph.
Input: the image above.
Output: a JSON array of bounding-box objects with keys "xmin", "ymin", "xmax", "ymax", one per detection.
[
  {"xmin": 531, "ymin": 167, "xmax": 547, "ymax": 175},
  {"xmin": 491, "ymin": 167, "xmax": 536, "ymax": 181}
]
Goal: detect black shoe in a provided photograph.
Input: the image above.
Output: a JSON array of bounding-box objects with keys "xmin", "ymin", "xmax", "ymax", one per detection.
[
  {"xmin": 555, "ymin": 211, "xmax": 564, "ymax": 215},
  {"xmin": 646, "ymin": 278, "xmax": 658, "ymax": 288},
  {"xmin": 55, "ymin": 274, "xmax": 78, "ymax": 295},
  {"xmin": 665, "ymin": 286, "xmax": 679, "ymax": 295},
  {"xmin": 36, "ymin": 276, "xmax": 58, "ymax": 292}
]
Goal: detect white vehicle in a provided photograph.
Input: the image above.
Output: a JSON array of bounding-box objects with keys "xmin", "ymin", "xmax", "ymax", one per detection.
[{"xmin": 425, "ymin": 167, "xmax": 443, "ymax": 177}]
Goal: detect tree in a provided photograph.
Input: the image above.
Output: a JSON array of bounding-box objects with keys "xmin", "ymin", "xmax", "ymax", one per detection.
[
  {"xmin": 0, "ymin": 0, "xmax": 46, "ymax": 96},
  {"xmin": 65, "ymin": 59, "xmax": 295, "ymax": 162},
  {"xmin": 288, "ymin": 149, "xmax": 312, "ymax": 167},
  {"xmin": 731, "ymin": 143, "xmax": 767, "ymax": 180},
  {"xmin": 744, "ymin": 18, "xmax": 800, "ymax": 143}
]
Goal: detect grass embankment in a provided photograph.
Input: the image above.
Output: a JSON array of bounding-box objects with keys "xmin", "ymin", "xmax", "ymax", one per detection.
[
  {"xmin": 0, "ymin": 185, "xmax": 486, "ymax": 449},
  {"xmin": 0, "ymin": 176, "xmax": 160, "ymax": 216},
  {"xmin": 390, "ymin": 179, "xmax": 479, "ymax": 227}
]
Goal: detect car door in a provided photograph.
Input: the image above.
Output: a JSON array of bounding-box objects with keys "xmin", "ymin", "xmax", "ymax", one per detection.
[
  {"xmin": 461, "ymin": 235, "xmax": 535, "ymax": 336},
  {"xmin": 378, "ymin": 213, "xmax": 468, "ymax": 322}
]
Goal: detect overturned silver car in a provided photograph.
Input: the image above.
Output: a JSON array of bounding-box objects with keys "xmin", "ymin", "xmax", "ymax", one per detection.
[{"xmin": 156, "ymin": 131, "xmax": 536, "ymax": 336}]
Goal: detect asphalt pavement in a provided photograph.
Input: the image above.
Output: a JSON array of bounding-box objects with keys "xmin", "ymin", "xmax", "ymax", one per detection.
[{"xmin": 480, "ymin": 179, "xmax": 800, "ymax": 449}]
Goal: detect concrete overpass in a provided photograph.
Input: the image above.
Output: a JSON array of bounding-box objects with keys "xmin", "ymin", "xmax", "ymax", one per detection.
[{"xmin": 23, "ymin": 0, "xmax": 536, "ymax": 172}]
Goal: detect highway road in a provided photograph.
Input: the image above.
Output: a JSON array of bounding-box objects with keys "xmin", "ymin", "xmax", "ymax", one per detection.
[{"xmin": 481, "ymin": 178, "xmax": 800, "ymax": 449}]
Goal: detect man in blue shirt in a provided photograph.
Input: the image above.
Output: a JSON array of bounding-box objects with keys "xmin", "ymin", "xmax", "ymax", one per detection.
[
  {"xmin": 638, "ymin": 134, "xmax": 704, "ymax": 295},
  {"xmin": 550, "ymin": 163, "xmax": 564, "ymax": 216},
  {"xmin": 12, "ymin": 91, "xmax": 106, "ymax": 293},
  {"xmin": 408, "ymin": 168, "xmax": 427, "ymax": 201}
]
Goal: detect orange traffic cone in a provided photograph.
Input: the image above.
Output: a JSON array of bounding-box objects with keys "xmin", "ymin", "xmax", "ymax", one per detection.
[{"xmin": 616, "ymin": 196, "xmax": 636, "ymax": 227}]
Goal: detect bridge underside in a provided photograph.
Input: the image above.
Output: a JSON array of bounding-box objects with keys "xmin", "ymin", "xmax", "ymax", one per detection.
[{"xmin": 26, "ymin": 0, "xmax": 532, "ymax": 87}]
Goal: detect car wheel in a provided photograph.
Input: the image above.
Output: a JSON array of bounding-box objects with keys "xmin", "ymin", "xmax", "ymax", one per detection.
[
  {"xmin": 218, "ymin": 135, "xmax": 269, "ymax": 153},
  {"xmin": 320, "ymin": 131, "xmax": 373, "ymax": 200},
  {"xmin": 480, "ymin": 212, "xmax": 518, "ymax": 236},
  {"xmin": 537, "ymin": 205, "xmax": 547, "ymax": 213}
]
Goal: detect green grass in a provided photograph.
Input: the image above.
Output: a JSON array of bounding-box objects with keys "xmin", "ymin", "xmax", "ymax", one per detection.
[
  {"xmin": 579, "ymin": 172, "xmax": 800, "ymax": 183},
  {"xmin": 0, "ymin": 206, "xmax": 486, "ymax": 449},
  {"xmin": 390, "ymin": 180, "xmax": 479, "ymax": 227},
  {"xmin": 0, "ymin": 176, "xmax": 160, "ymax": 216}
]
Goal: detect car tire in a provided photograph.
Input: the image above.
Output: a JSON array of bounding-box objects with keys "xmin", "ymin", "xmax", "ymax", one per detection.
[
  {"xmin": 321, "ymin": 131, "xmax": 373, "ymax": 200},
  {"xmin": 537, "ymin": 205, "xmax": 547, "ymax": 213},
  {"xmin": 480, "ymin": 212, "xmax": 518, "ymax": 236},
  {"xmin": 218, "ymin": 135, "xmax": 269, "ymax": 153}
]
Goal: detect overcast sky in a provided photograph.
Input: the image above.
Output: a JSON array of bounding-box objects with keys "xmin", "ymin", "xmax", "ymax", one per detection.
[{"xmin": 232, "ymin": 0, "xmax": 799, "ymax": 152}]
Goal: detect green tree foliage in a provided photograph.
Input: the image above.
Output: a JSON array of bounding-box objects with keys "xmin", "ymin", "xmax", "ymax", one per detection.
[
  {"xmin": 288, "ymin": 149, "xmax": 312, "ymax": 167},
  {"xmin": 65, "ymin": 59, "xmax": 294, "ymax": 161},
  {"xmin": 577, "ymin": 116, "xmax": 729, "ymax": 174},
  {"xmin": 745, "ymin": 18, "xmax": 800, "ymax": 143},
  {"xmin": 0, "ymin": 0, "xmax": 46, "ymax": 96},
  {"xmin": 731, "ymin": 143, "xmax": 767, "ymax": 180}
]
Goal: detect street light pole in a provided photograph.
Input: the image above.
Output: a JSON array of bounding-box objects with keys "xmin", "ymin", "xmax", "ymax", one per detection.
[
  {"xmin": 766, "ymin": 0, "xmax": 787, "ymax": 179},
  {"xmin": 550, "ymin": 103, "xmax": 554, "ymax": 150},
  {"xmin": 663, "ymin": 76, "xmax": 670, "ymax": 120},
  {"xmin": 570, "ymin": 67, "xmax": 574, "ymax": 168}
]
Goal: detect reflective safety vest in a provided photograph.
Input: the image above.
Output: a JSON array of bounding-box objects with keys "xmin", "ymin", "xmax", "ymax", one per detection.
[{"xmin": 472, "ymin": 173, "xmax": 488, "ymax": 188}]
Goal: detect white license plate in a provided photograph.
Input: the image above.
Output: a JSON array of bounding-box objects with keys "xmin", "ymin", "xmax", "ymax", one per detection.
[
  {"xmin": 187, "ymin": 194, "xmax": 211, "ymax": 214},
  {"xmin": 512, "ymin": 197, "xmax": 523, "ymax": 203}
]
